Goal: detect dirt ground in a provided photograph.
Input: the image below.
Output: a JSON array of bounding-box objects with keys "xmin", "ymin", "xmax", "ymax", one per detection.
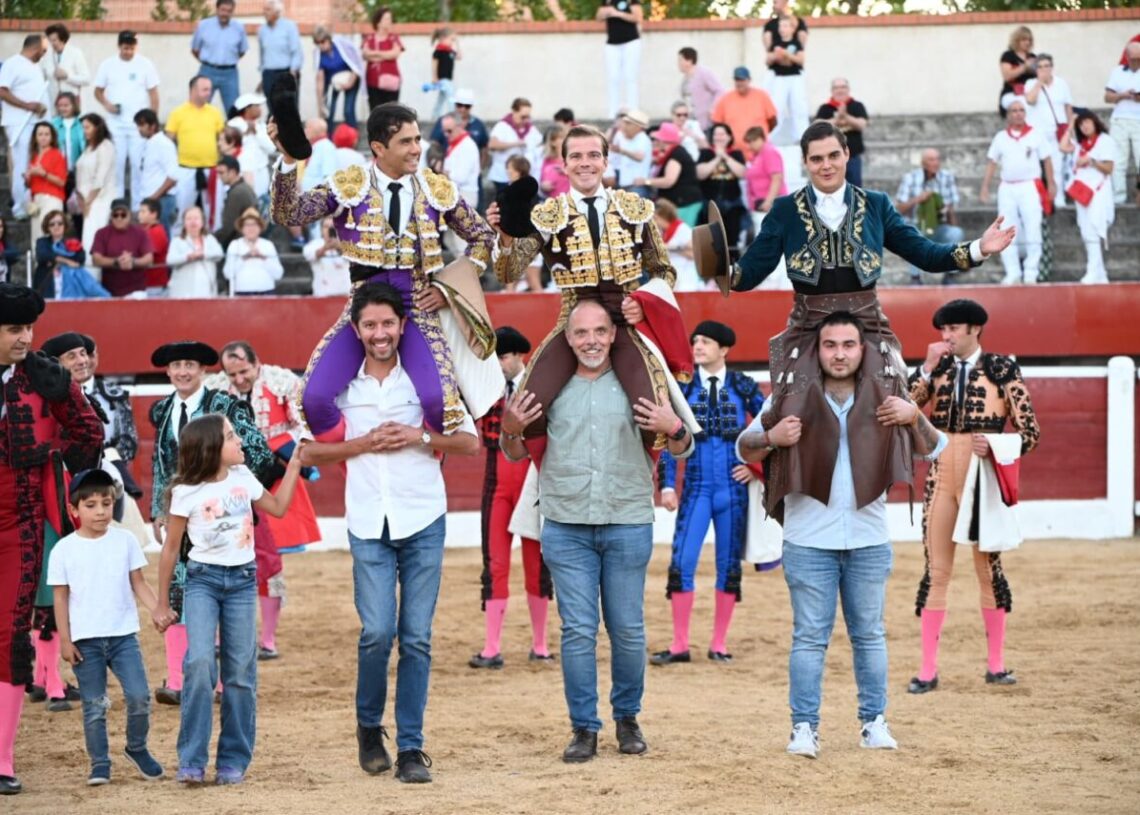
[{"xmin": 9, "ymin": 538, "xmax": 1140, "ymax": 815}]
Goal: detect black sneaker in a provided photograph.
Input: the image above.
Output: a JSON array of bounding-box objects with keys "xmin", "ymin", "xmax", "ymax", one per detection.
[
  {"xmin": 528, "ymin": 650, "xmax": 555, "ymax": 662},
  {"xmin": 985, "ymin": 670, "xmax": 1017, "ymax": 685},
  {"xmin": 561, "ymin": 729, "xmax": 597, "ymax": 763},
  {"xmin": 123, "ymin": 748, "xmax": 164, "ymax": 780},
  {"xmin": 468, "ymin": 652, "xmax": 504, "ymax": 669},
  {"xmin": 46, "ymin": 697, "xmax": 72, "ymax": 712},
  {"xmin": 649, "ymin": 649, "xmax": 690, "ymax": 666},
  {"xmin": 357, "ymin": 725, "xmax": 392, "ymax": 774},
  {"xmin": 908, "ymin": 675, "xmax": 939, "ymax": 694},
  {"xmin": 25, "ymin": 684, "xmax": 46, "ymax": 703},
  {"xmin": 257, "ymin": 646, "xmax": 279, "ymax": 661},
  {"xmin": 0, "ymin": 775, "xmax": 21, "ymax": 795},
  {"xmin": 615, "ymin": 716, "xmax": 647, "ymax": 755},
  {"xmin": 394, "ymin": 749, "xmax": 433, "ymax": 783},
  {"xmin": 64, "ymin": 683, "xmax": 81, "ymax": 701},
  {"xmin": 707, "ymin": 649, "xmax": 733, "ymax": 662}
]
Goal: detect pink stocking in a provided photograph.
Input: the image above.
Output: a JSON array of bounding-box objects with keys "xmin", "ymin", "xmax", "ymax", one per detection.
[
  {"xmin": 710, "ymin": 590, "xmax": 736, "ymax": 655},
  {"xmin": 164, "ymin": 624, "xmax": 188, "ymax": 691},
  {"xmin": 259, "ymin": 596, "xmax": 282, "ymax": 651},
  {"xmin": 669, "ymin": 591, "xmax": 695, "ymax": 655},
  {"xmin": 0, "ymin": 682, "xmax": 25, "ymax": 776},
  {"xmin": 981, "ymin": 608, "xmax": 1007, "ymax": 674},
  {"xmin": 526, "ymin": 594, "xmax": 550, "ymax": 657},
  {"xmin": 481, "ymin": 598, "xmax": 508, "ymax": 659},
  {"xmin": 919, "ymin": 609, "xmax": 947, "ymax": 682},
  {"xmin": 34, "ymin": 632, "xmax": 64, "ymax": 699}
]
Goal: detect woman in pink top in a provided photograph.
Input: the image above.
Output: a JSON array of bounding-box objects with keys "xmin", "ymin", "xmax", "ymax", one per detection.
[
  {"xmin": 743, "ymin": 126, "xmax": 787, "ymax": 217},
  {"xmin": 539, "ymin": 124, "xmax": 570, "ymax": 198}
]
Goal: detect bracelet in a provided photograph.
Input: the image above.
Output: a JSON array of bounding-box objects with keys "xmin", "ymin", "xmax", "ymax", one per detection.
[
  {"xmin": 909, "ymin": 409, "xmax": 921, "ymax": 427},
  {"xmin": 503, "ymin": 430, "xmax": 524, "ymax": 442},
  {"xmin": 669, "ymin": 419, "xmax": 686, "ymax": 442}
]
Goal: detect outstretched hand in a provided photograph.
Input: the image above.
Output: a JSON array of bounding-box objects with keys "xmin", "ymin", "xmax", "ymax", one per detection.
[
  {"xmin": 502, "ymin": 389, "xmax": 543, "ymax": 437},
  {"xmin": 979, "ymin": 216, "xmax": 1017, "ymax": 256}
]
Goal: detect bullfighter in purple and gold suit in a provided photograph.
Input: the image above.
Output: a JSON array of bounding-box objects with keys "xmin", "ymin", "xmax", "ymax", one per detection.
[{"xmin": 270, "ymin": 103, "xmax": 500, "ymax": 440}]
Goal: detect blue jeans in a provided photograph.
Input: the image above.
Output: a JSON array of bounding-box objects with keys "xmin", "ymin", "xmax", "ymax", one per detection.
[
  {"xmin": 198, "ymin": 64, "xmax": 240, "ymax": 117},
  {"xmin": 350, "ymin": 514, "xmax": 446, "ymax": 751},
  {"xmin": 910, "ymin": 223, "xmax": 966, "ymax": 280},
  {"xmin": 541, "ymin": 520, "xmax": 654, "ymax": 732},
  {"xmin": 72, "ymin": 634, "xmax": 152, "ymax": 772},
  {"xmin": 324, "ymin": 77, "xmax": 359, "ymax": 132},
  {"xmin": 180, "ymin": 560, "xmax": 258, "ymax": 772},
  {"xmin": 782, "ymin": 542, "xmax": 893, "ymax": 728},
  {"xmin": 158, "ymin": 193, "xmax": 177, "ymax": 237}
]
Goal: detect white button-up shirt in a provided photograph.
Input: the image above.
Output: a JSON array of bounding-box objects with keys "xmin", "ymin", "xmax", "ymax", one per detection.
[
  {"xmin": 569, "ymin": 185, "xmax": 609, "ymax": 219},
  {"xmin": 168, "ymin": 385, "xmax": 207, "ymax": 443},
  {"xmin": 920, "ymin": 345, "xmax": 982, "ymax": 383},
  {"xmin": 336, "ymin": 356, "xmax": 476, "ymax": 540},
  {"xmin": 372, "ymin": 165, "xmax": 414, "ymax": 236}
]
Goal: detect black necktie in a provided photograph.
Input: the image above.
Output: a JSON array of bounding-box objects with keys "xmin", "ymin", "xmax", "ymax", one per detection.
[
  {"xmin": 505, "ymin": 379, "xmax": 515, "ymax": 402},
  {"xmin": 956, "ymin": 361, "xmax": 968, "ymax": 411},
  {"xmin": 178, "ymin": 402, "xmax": 189, "ymax": 437},
  {"xmin": 387, "ymin": 182, "xmax": 403, "ymax": 234},
  {"xmin": 583, "ymin": 196, "xmax": 601, "ymax": 247},
  {"xmin": 707, "ymin": 376, "xmax": 719, "ymax": 431}
]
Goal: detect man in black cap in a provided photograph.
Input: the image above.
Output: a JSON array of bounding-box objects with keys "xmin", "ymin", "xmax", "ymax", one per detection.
[
  {"xmin": 0, "ymin": 284, "xmax": 103, "ymax": 795},
  {"xmin": 907, "ymin": 299, "xmax": 1040, "ymax": 695},
  {"xmin": 652, "ymin": 320, "xmax": 765, "ymax": 666},
  {"xmin": 90, "ymin": 199, "xmax": 154, "ymax": 298},
  {"xmin": 147, "ymin": 339, "xmax": 279, "ymax": 706},
  {"xmin": 470, "ymin": 326, "xmax": 553, "ymax": 670}
]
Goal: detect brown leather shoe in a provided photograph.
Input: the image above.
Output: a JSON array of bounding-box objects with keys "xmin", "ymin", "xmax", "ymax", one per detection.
[{"xmin": 562, "ymin": 729, "xmax": 597, "ymax": 763}]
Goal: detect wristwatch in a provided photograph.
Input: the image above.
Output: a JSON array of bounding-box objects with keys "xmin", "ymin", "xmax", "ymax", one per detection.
[
  {"xmin": 669, "ymin": 423, "xmax": 687, "ymax": 442},
  {"xmin": 420, "ymin": 430, "xmax": 431, "ymax": 446}
]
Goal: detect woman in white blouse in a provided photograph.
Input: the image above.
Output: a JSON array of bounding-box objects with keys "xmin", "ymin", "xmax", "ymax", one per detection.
[
  {"xmin": 223, "ymin": 208, "xmax": 283, "ymax": 295},
  {"xmin": 166, "ymin": 206, "xmax": 224, "ymax": 297},
  {"xmin": 75, "ymin": 113, "xmax": 116, "ymax": 257}
]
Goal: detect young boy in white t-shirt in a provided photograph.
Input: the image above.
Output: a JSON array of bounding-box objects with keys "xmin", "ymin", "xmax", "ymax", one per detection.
[{"xmin": 49, "ymin": 469, "xmax": 171, "ymax": 787}]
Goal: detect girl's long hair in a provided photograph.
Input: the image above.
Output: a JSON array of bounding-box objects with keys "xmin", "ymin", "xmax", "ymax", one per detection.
[{"xmin": 163, "ymin": 413, "xmax": 226, "ymax": 512}]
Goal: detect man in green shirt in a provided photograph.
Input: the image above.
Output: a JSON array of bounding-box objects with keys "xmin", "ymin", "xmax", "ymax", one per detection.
[{"xmin": 500, "ymin": 299, "xmax": 694, "ymax": 764}]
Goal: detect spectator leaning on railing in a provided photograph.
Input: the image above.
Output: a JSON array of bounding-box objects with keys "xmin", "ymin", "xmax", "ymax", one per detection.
[
  {"xmin": 895, "ymin": 149, "xmax": 965, "ymax": 286},
  {"xmin": 91, "ymin": 198, "xmax": 154, "ymax": 298}
]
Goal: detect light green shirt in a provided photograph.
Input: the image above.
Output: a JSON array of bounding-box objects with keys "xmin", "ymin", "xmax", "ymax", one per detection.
[{"xmin": 539, "ymin": 368, "xmax": 667, "ymax": 526}]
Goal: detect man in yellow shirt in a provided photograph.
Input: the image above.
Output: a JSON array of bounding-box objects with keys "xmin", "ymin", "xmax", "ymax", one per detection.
[{"xmin": 166, "ymin": 75, "xmax": 225, "ymax": 216}]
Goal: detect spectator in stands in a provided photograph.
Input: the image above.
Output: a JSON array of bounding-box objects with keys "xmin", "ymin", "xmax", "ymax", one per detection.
[
  {"xmin": 635, "ymin": 122, "xmax": 703, "ymax": 225},
  {"xmin": 895, "ymin": 148, "xmax": 965, "ymax": 286},
  {"xmin": 611, "ymin": 110, "xmax": 652, "ymax": 196},
  {"xmin": 258, "ymin": 0, "xmax": 303, "ymax": 118},
  {"xmin": 671, "ymin": 100, "xmax": 707, "ymax": 159},
  {"xmin": 676, "ymin": 47, "xmax": 722, "ymax": 131},
  {"xmin": 33, "ymin": 212, "xmax": 87, "ymax": 298},
  {"xmin": 429, "ymin": 90, "xmax": 488, "ymax": 208},
  {"xmin": 213, "ymin": 155, "xmax": 258, "ymax": 250},
  {"xmin": 166, "ymin": 75, "xmax": 225, "ymax": 217},
  {"xmin": 133, "ymin": 109, "xmax": 179, "ymax": 234},
  {"xmin": 763, "ymin": 0, "xmax": 808, "ymax": 52},
  {"xmin": 744, "ymin": 125, "xmax": 786, "ymax": 222},
  {"xmin": 93, "ymin": 30, "xmax": 159, "ymax": 204},
  {"xmin": 91, "ymin": 198, "xmax": 153, "ymax": 297},
  {"xmin": 653, "ymin": 198, "xmax": 700, "ymax": 292},
  {"xmin": 138, "ymin": 198, "xmax": 169, "ymax": 296},
  {"xmin": 440, "ymin": 113, "xmax": 480, "ymax": 208},
  {"xmin": 598, "ymin": 0, "xmax": 643, "ymax": 119},
  {"xmin": 0, "ymin": 217, "xmax": 18, "ymax": 283},
  {"xmin": 209, "ymin": 126, "xmax": 252, "ymax": 232},
  {"xmin": 998, "ymin": 26, "xmax": 1036, "ymax": 116},
  {"xmin": 764, "ymin": 10, "xmax": 809, "ymax": 148},
  {"xmin": 815, "ymin": 78, "xmax": 869, "ymax": 187},
  {"xmin": 362, "ymin": 6, "xmax": 405, "ymax": 109},
  {"xmin": 303, "ymin": 217, "xmax": 351, "ymax": 297},
  {"xmin": 1060, "ymin": 112, "xmax": 1116, "ymax": 284},
  {"xmin": 191, "ymin": 0, "xmax": 248, "ymax": 115},
  {"xmin": 229, "ymin": 94, "xmax": 276, "ymax": 202},
  {"xmin": 52, "ymin": 91, "xmax": 85, "ymax": 177},
  {"xmin": 489, "ymin": 97, "xmax": 543, "ymax": 193},
  {"xmin": 553, "ymin": 108, "xmax": 576, "ymax": 127},
  {"xmin": 1106, "ymin": 42, "xmax": 1140, "ymax": 206},
  {"xmin": 43, "ymin": 24, "xmax": 90, "ymax": 104},
  {"xmin": 428, "ymin": 27, "xmax": 461, "ymax": 119},
  {"xmin": 980, "ymin": 98, "xmax": 1056, "ymax": 285},
  {"xmin": 223, "ymin": 208, "xmax": 282, "ymax": 295},
  {"xmin": 696, "ymin": 123, "xmax": 748, "ymax": 252},
  {"xmin": 313, "ymin": 25, "xmax": 364, "ymax": 133},
  {"xmin": 25, "ymin": 122, "xmax": 67, "ymax": 244},
  {"xmin": 711, "ymin": 67, "xmax": 779, "ymax": 160},
  {"xmin": 332, "ymin": 124, "xmax": 366, "ymax": 169},
  {"xmin": 1025, "ymin": 54, "xmax": 1073, "ymax": 210},
  {"xmin": 301, "ymin": 118, "xmax": 339, "ymax": 191},
  {"xmin": 0, "ymin": 34, "xmax": 49, "ymax": 218},
  {"xmin": 540, "ymin": 124, "xmax": 570, "ymax": 199},
  {"xmin": 166, "ymin": 206, "xmax": 223, "ymax": 298},
  {"xmin": 75, "ymin": 113, "xmax": 117, "ymax": 255}
]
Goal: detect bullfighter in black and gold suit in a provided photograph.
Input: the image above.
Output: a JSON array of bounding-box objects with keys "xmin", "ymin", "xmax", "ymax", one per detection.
[{"xmin": 906, "ymin": 299, "xmax": 1040, "ymax": 695}]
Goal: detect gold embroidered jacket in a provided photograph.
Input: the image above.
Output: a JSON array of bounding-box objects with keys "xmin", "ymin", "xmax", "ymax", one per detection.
[{"xmin": 909, "ymin": 351, "xmax": 1041, "ymax": 455}]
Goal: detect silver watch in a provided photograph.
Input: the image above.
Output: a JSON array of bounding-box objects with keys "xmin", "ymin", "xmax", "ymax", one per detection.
[{"xmin": 420, "ymin": 430, "xmax": 431, "ymax": 446}]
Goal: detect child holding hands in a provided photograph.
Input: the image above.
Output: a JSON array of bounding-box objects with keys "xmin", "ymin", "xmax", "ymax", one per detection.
[
  {"xmin": 49, "ymin": 468, "xmax": 171, "ymax": 787},
  {"xmin": 154, "ymin": 414, "xmax": 303, "ymax": 786}
]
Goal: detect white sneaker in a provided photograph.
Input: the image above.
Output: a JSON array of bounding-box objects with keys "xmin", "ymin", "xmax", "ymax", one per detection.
[
  {"xmin": 1000, "ymin": 274, "xmax": 1021, "ymax": 286},
  {"xmin": 786, "ymin": 722, "xmax": 819, "ymax": 758},
  {"xmin": 860, "ymin": 715, "xmax": 898, "ymax": 750}
]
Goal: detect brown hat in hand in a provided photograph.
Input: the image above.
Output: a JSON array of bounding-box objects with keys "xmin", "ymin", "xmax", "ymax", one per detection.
[{"xmin": 692, "ymin": 201, "xmax": 732, "ymax": 298}]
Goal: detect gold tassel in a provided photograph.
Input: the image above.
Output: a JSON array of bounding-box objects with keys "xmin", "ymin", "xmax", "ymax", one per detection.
[{"xmin": 345, "ymin": 209, "xmax": 355, "ymax": 229}]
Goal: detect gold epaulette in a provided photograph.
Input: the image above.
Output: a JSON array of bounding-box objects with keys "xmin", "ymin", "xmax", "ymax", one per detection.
[
  {"xmin": 329, "ymin": 164, "xmax": 368, "ymax": 208},
  {"xmin": 530, "ymin": 194, "xmax": 570, "ymax": 235},
  {"xmin": 612, "ymin": 190, "xmax": 655, "ymax": 225},
  {"xmin": 418, "ymin": 168, "xmax": 459, "ymax": 212}
]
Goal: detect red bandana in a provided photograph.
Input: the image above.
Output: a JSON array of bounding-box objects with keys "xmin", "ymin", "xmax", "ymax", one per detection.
[
  {"xmin": 502, "ymin": 114, "xmax": 532, "ymax": 140},
  {"xmin": 1078, "ymin": 133, "xmax": 1098, "ymax": 156},
  {"xmin": 826, "ymin": 98, "xmax": 855, "ymax": 110},
  {"xmin": 662, "ymin": 218, "xmax": 681, "ymax": 243},
  {"xmin": 445, "ymin": 131, "xmax": 469, "ymax": 157},
  {"xmin": 1005, "ymin": 125, "xmax": 1033, "ymax": 141}
]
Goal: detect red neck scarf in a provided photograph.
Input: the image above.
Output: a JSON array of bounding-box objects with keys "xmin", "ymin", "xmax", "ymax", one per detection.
[
  {"xmin": 1006, "ymin": 125, "xmax": 1032, "ymax": 141},
  {"xmin": 826, "ymin": 98, "xmax": 854, "ymax": 110},
  {"xmin": 445, "ymin": 130, "xmax": 469, "ymax": 157},
  {"xmin": 502, "ymin": 114, "xmax": 531, "ymax": 140},
  {"xmin": 662, "ymin": 218, "xmax": 681, "ymax": 243},
  {"xmin": 1078, "ymin": 133, "xmax": 1098, "ymax": 156}
]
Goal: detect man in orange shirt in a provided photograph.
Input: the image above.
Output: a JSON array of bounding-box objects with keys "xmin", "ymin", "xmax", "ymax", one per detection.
[{"xmin": 710, "ymin": 67, "xmax": 778, "ymax": 160}]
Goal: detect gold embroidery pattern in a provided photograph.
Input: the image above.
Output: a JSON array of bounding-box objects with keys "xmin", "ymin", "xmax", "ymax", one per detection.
[
  {"xmin": 640, "ymin": 216, "xmax": 677, "ymax": 289},
  {"xmin": 612, "ymin": 191, "xmax": 655, "ymax": 225},
  {"xmin": 408, "ymin": 297, "xmax": 466, "ymax": 435},
  {"xmin": 329, "ymin": 164, "xmax": 368, "ymax": 208},
  {"xmin": 445, "ymin": 198, "xmax": 494, "ymax": 270},
  {"xmin": 951, "ymin": 242, "xmax": 972, "ymax": 270},
  {"xmin": 530, "ymin": 195, "xmax": 571, "ymax": 236},
  {"xmin": 418, "ymin": 168, "xmax": 459, "ymax": 213},
  {"xmin": 269, "ymin": 167, "xmax": 335, "ymax": 227}
]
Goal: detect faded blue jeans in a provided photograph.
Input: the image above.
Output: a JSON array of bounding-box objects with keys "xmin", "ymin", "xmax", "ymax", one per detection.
[
  {"xmin": 180, "ymin": 559, "xmax": 258, "ymax": 773},
  {"xmin": 782, "ymin": 542, "xmax": 893, "ymax": 729},
  {"xmin": 72, "ymin": 634, "xmax": 152, "ymax": 773},
  {"xmin": 541, "ymin": 520, "xmax": 654, "ymax": 733},
  {"xmin": 350, "ymin": 514, "xmax": 446, "ymax": 752}
]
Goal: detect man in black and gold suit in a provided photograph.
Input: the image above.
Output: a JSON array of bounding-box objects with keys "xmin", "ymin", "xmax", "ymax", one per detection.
[{"xmin": 488, "ymin": 124, "xmax": 698, "ymax": 456}]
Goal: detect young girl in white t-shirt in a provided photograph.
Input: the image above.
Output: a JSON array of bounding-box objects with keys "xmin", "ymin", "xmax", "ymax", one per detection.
[{"xmin": 154, "ymin": 414, "xmax": 303, "ymax": 786}]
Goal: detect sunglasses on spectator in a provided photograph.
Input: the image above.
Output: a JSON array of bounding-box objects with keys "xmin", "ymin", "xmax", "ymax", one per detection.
[
  {"xmin": 112, "ymin": 210, "xmax": 129, "ymax": 218},
  {"xmin": 673, "ymin": 111, "xmax": 690, "ymax": 118},
  {"xmin": 455, "ymin": 103, "xmax": 471, "ymax": 109}
]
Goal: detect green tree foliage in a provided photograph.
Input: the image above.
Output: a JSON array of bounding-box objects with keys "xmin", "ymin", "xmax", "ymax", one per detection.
[
  {"xmin": 151, "ymin": 0, "xmax": 214, "ymax": 21},
  {"xmin": 1, "ymin": 0, "xmax": 103, "ymax": 19}
]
